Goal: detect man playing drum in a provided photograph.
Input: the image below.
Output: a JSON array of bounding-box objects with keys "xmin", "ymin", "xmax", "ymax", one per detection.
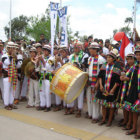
[{"xmin": 68, "ymin": 42, "xmax": 89, "ymax": 117}]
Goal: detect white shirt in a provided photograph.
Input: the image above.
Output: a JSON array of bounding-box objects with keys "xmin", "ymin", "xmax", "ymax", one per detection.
[
  {"xmin": 103, "ymin": 47, "xmax": 109, "ymax": 55},
  {"xmin": 16, "ymin": 54, "xmax": 23, "ymax": 69},
  {"xmin": 2, "ymin": 53, "xmax": 22, "ymax": 70},
  {"xmin": 39, "ymin": 55, "xmax": 54, "ymax": 73}
]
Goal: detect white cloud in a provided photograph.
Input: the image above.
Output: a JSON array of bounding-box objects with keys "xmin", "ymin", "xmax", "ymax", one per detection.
[
  {"xmin": 137, "ymin": 14, "xmax": 140, "ymax": 19},
  {"xmin": 0, "ymin": 0, "xmax": 139, "ymax": 41},
  {"xmin": 68, "ymin": 5, "xmax": 133, "ymax": 40},
  {"xmin": 106, "ymin": 3, "xmax": 115, "ymax": 9},
  {"xmin": 0, "ymin": 0, "xmax": 72, "ymax": 41}
]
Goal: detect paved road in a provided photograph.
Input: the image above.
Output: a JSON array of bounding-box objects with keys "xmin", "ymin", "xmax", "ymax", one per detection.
[
  {"xmin": 0, "ymin": 116, "xmax": 77, "ymax": 140},
  {"xmin": 0, "ymin": 101, "xmax": 137, "ymax": 140}
]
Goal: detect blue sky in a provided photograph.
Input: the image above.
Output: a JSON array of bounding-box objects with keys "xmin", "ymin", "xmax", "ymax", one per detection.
[{"xmin": 0, "ymin": 0, "xmax": 139, "ymax": 41}]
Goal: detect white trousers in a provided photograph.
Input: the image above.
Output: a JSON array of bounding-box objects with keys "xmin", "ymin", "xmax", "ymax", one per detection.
[
  {"xmin": 65, "ymin": 90, "xmax": 84, "ymax": 109},
  {"xmin": 63, "ymin": 101, "xmax": 75, "ymax": 108},
  {"xmin": 55, "ymin": 94, "xmax": 61, "ymax": 105},
  {"xmin": 28, "ymin": 79, "xmax": 40, "ymax": 107},
  {"xmin": 40, "ymin": 80, "xmax": 51, "ymax": 108},
  {"xmin": 21, "ymin": 76, "xmax": 28, "ymax": 97},
  {"xmin": 67, "ymin": 102, "xmax": 75, "ymax": 108},
  {"xmin": 15, "ymin": 80, "xmax": 20, "ymax": 99},
  {"xmin": 77, "ymin": 90, "xmax": 84, "ymax": 110},
  {"xmin": 86, "ymin": 86, "xmax": 100, "ymax": 119},
  {"xmin": 0, "ymin": 77, "xmax": 3, "ymax": 99},
  {"xmin": 51, "ymin": 93, "xmax": 55, "ymax": 105},
  {"xmin": 3, "ymin": 78, "xmax": 14, "ymax": 106}
]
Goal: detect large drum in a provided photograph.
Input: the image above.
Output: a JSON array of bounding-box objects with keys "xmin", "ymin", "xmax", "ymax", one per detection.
[{"xmin": 50, "ymin": 63, "xmax": 88, "ymax": 104}]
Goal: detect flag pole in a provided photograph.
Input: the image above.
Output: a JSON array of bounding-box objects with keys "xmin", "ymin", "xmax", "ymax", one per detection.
[
  {"xmin": 9, "ymin": 0, "xmax": 12, "ymax": 41},
  {"xmin": 59, "ymin": 0, "xmax": 62, "ymax": 46},
  {"xmin": 133, "ymin": 0, "xmax": 137, "ymax": 42}
]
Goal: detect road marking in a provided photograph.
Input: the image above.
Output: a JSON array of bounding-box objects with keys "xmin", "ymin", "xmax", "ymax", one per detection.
[{"xmin": 0, "ymin": 109, "xmax": 116, "ymax": 140}]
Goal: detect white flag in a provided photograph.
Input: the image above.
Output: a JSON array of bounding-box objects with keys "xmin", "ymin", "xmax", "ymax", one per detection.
[
  {"xmin": 50, "ymin": 2, "xmax": 59, "ymax": 56},
  {"xmin": 58, "ymin": 6, "xmax": 68, "ymax": 47}
]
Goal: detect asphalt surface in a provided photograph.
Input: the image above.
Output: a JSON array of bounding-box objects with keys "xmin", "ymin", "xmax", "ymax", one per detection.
[{"xmin": 0, "ymin": 100, "xmax": 138, "ymax": 140}]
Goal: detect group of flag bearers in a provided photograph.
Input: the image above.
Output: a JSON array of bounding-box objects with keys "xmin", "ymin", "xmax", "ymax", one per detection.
[{"xmin": 0, "ymin": 40, "xmax": 140, "ymax": 139}]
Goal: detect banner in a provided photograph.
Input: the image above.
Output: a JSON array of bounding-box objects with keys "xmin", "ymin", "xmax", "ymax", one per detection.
[
  {"xmin": 50, "ymin": 2, "xmax": 59, "ymax": 56},
  {"xmin": 58, "ymin": 6, "xmax": 68, "ymax": 47}
]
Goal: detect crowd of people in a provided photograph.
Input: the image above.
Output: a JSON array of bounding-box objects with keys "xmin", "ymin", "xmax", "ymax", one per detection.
[{"xmin": 0, "ymin": 34, "xmax": 140, "ymax": 139}]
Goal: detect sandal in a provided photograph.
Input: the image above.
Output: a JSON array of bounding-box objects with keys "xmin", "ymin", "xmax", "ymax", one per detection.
[
  {"xmin": 135, "ymin": 134, "xmax": 140, "ymax": 139},
  {"xmin": 64, "ymin": 109, "xmax": 69, "ymax": 115},
  {"xmin": 122, "ymin": 127, "xmax": 131, "ymax": 131},
  {"xmin": 44, "ymin": 107, "xmax": 51, "ymax": 112},
  {"xmin": 68, "ymin": 109, "xmax": 74, "ymax": 115},
  {"xmin": 99, "ymin": 121, "xmax": 106, "ymax": 126},
  {"xmin": 26, "ymin": 105, "xmax": 34, "ymax": 108},
  {"xmin": 118, "ymin": 122, "xmax": 127, "ymax": 127},
  {"xmin": 75, "ymin": 110, "xmax": 81, "ymax": 118},
  {"xmin": 9, "ymin": 105, "xmax": 18, "ymax": 109},
  {"xmin": 106, "ymin": 122, "xmax": 112, "ymax": 127},
  {"xmin": 92, "ymin": 119, "xmax": 99, "ymax": 123},
  {"xmin": 126, "ymin": 131, "xmax": 137, "ymax": 135},
  {"xmin": 36, "ymin": 106, "xmax": 44, "ymax": 111},
  {"xmin": 53, "ymin": 106, "xmax": 61, "ymax": 112},
  {"xmin": 5, "ymin": 106, "xmax": 12, "ymax": 110}
]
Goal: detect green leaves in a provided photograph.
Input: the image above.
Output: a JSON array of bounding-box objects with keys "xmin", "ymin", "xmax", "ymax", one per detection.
[
  {"xmin": 4, "ymin": 6, "xmax": 72, "ymax": 43},
  {"xmin": 4, "ymin": 15, "xmax": 29, "ymax": 41},
  {"xmin": 26, "ymin": 15, "xmax": 52, "ymax": 41}
]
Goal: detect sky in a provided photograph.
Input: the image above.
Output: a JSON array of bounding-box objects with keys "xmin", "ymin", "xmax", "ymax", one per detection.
[{"xmin": 0, "ymin": 0, "xmax": 140, "ymax": 41}]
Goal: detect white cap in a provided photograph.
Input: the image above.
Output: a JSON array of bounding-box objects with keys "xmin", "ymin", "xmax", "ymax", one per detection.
[
  {"xmin": 112, "ymin": 40, "xmax": 118, "ymax": 45},
  {"xmin": 112, "ymin": 48, "xmax": 119, "ymax": 56},
  {"xmin": 35, "ymin": 43, "xmax": 42, "ymax": 48},
  {"xmin": 88, "ymin": 42, "xmax": 99, "ymax": 49},
  {"xmin": 7, "ymin": 41, "xmax": 15, "ymax": 48},
  {"xmin": 43, "ymin": 45, "xmax": 51, "ymax": 51},
  {"xmin": 14, "ymin": 43, "xmax": 19, "ymax": 49},
  {"xmin": 30, "ymin": 47, "xmax": 37, "ymax": 52}
]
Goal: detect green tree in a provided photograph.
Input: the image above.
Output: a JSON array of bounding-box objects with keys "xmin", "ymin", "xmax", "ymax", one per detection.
[
  {"xmin": 4, "ymin": 15, "xmax": 29, "ymax": 41},
  {"xmin": 79, "ymin": 35, "xmax": 88, "ymax": 42},
  {"xmin": 113, "ymin": 29, "xmax": 118, "ymax": 36},
  {"xmin": 26, "ymin": 8, "xmax": 60, "ymax": 42},
  {"xmin": 113, "ymin": 17, "xmax": 133, "ymax": 37},
  {"xmin": 125, "ymin": 17, "xmax": 133, "ymax": 28},
  {"xmin": 120, "ymin": 26, "xmax": 131, "ymax": 33},
  {"xmin": 74, "ymin": 31, "xmax": 79, "ymax": 39},
  {"xmin": 26, "ymin": 15, "xmax": 51, "ymax": 42}
]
